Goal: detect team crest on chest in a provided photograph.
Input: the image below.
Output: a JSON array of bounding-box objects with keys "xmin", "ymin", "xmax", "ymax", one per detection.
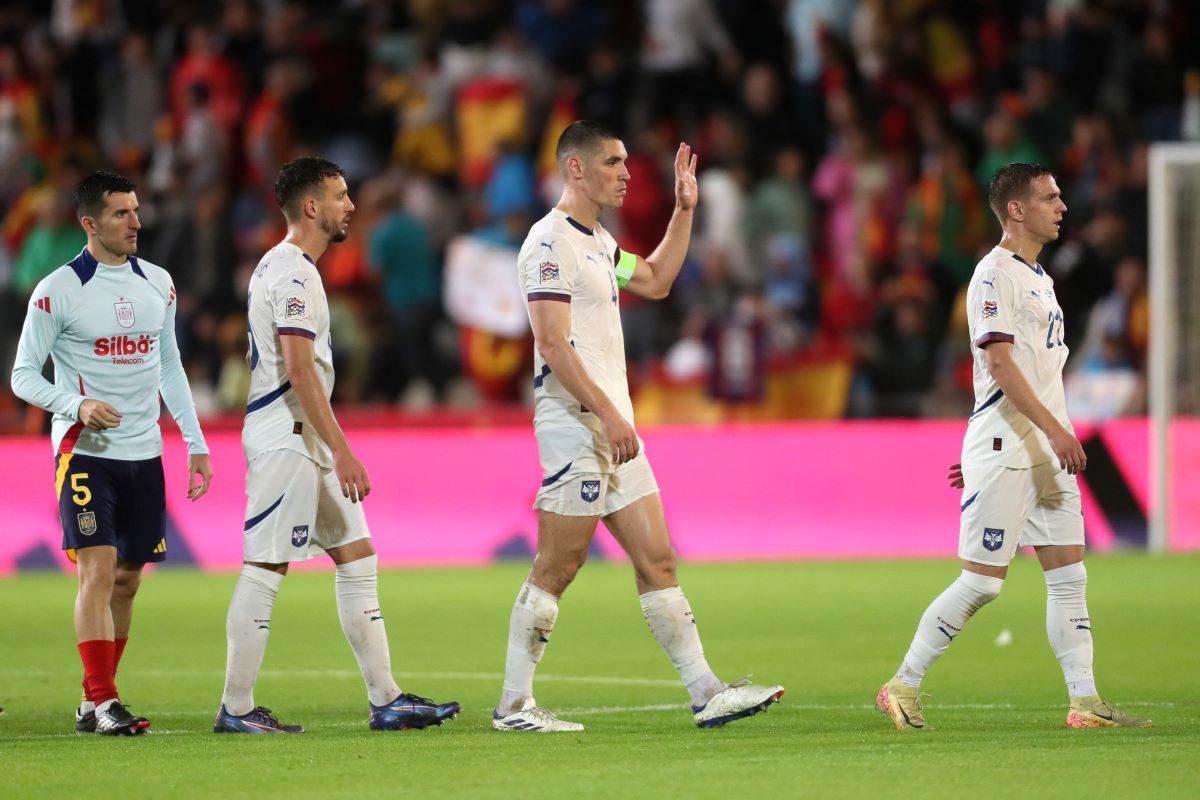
[
  {"xmin": 581, "ymin": 480, "xmax": 600, "ymax": 503},
  {"xmin": 982, "ymin": 527, "xmax": 1004, "ymax": 552},
  {"xmin": 114, "ymin": 301, "xmax": 135, "ymax": 328}
]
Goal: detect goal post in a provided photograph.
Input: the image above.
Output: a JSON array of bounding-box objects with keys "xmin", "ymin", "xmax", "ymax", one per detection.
[{"xmin": 1147, "ymin": 143, "xmax": 1200, "ymax": 552}]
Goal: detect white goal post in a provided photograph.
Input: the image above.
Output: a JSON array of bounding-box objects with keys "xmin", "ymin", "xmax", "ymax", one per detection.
[{"xmin": 1147, "ymin": 143, "xmax": 1200, "ymax": 552}]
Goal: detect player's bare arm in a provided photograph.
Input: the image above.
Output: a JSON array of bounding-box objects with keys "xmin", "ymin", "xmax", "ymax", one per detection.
[
  {"xmin": 279, "ymin": 333, "xmax": 371, "ymax": 501},
  {"xmin": 79, "ymin": 398, "xmax": 122, "ymax": 430},
  {"xmin": 983, "ymin": 342, "xmax": 1086, "ymax": 474},
  {"xmin": 621, "ymin": 143, "xmax": 698, "ymax": 300},
  {"xmin": 528, "ymin": 298, "xmax": 638, "ymax": 464}
]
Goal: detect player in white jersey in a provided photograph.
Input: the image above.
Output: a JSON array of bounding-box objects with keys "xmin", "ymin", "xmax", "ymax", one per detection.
[
  {"xmin": 875, "ymin": 164, "xmax": 1150, "ymax": 731},
  {"xmin": 492, "ymin": 121, "xmax": 783, "ymax": 733},
  {"xmin": 214, "ymin": 157, "xmax": 459, "ymax": 734},
  {"xmin": 10, "ymin": 171, "xmax": 212, "ymax": 736}
]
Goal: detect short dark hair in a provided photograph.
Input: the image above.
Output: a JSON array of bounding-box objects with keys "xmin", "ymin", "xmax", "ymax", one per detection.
[
  {"xmin": 74, "ymin": 171, "xmax": 136, "ymax": 219},
  {"xmin": 274, "ymin": 156, "xmax": 345, "ymax": 219},
  {"xmin": 555, "ymin": 120, "xmax": 619, "ymax": 169},
  {"xmin": 988, "ymin": 163, "xmax": 1053, "ymax": 223}
]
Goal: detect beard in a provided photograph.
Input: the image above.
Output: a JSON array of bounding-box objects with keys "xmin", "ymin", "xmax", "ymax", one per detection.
[{"xmin": 320, "ymin": 213, "xmax": 348, "ymax": 243}]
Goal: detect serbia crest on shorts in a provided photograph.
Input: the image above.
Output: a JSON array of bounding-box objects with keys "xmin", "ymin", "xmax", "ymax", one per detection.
[
  {"xmin": 982, "ymin": 527, "xmax": 1004, "ymax": 552},
  {"xmin": 292, "ymin": 525, "xmax": 309, "ymax": 547},
  {"xmin": 581, "ymin": 480, "xmax": 600, "ymax": 503}
]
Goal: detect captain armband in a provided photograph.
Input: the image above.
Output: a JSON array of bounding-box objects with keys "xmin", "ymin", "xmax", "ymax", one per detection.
[{"xmin": 615, "ymin": 249, "xmax": 638, "ymax": 288}]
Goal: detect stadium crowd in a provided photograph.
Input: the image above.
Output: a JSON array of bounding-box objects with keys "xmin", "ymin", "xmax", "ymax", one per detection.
[{"xmin": 1, "ymin": 0, "xmax": 1195, "ymax": 427}]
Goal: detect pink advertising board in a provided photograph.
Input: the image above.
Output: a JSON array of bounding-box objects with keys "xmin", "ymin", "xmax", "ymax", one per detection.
[{"xmin": 2, "ymin": 420, "xmax": 1195, "ymax": 575}]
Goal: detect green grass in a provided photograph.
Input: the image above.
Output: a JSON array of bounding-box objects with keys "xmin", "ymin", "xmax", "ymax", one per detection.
[{"xmin": 2, "ymin": 555, "xmax": 1198, "ymax": 799}]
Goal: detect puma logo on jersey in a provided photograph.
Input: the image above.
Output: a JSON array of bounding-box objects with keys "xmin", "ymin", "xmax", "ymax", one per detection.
[
  {"xmin": 291, "ymin": 278, "xmax": 307, "ymax": 288},
  {"xmin": 981, "ymin": 279, "xmax": 995, "ymax": 288},
  {"xmin": 540, "ymin": 241, "xmax": 554, "ymax": 251}
]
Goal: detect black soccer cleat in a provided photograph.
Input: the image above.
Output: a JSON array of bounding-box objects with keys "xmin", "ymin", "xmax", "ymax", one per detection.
[
  {"xmin": 75, "ymin": 704, "xmax": 96, "ymax": 734},
  {"xmin": 369, "ymin": 692, "xmax": 460, "ymax": 731},
  {"xmin": 94, "ymin": 701, "xmax": 151, "ymax": 736}
]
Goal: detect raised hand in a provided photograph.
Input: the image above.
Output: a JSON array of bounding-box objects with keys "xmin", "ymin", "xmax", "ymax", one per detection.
[{"xmin": 674, "ymin": 142, "xmax": 698, "ymax": 211}]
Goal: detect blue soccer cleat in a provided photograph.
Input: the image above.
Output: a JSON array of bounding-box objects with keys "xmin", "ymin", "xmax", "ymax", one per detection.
[
  {"xmin": 369, "ymin": 692, "xmax": 460, "ymax": 731},
  {"xmin": 213, "ymin": 705, "xmax": 304, "ymax": 734}
]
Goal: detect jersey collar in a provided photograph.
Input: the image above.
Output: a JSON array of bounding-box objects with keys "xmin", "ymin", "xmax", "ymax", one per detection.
[
  {"xmin": 68, "ymin": 248, "xmax": 146, "ymax": 285},
  {"xmin": 1010, "ymin": 252, "xmax": 1044, "ymax": 276}
]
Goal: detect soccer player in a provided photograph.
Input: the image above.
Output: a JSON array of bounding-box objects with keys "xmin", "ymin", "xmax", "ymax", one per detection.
[
  {"xmin": 875, "ymin": 163, "xmax": 1151, "ymax": 730},
  {"xmin": 11, "ymin": 170, "xmax": 213, "ymax": 736},
  {"xmin": 492, "ymin": 121, "xmax": 784, "ymax": 733},
  {"xmin": 214, "ymin": 157, "xmax": 460, "ymax": 734}
]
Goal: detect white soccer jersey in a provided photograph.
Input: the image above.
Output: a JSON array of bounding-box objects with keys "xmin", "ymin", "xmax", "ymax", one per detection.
[
  {"xmin": 243, "ymin": 241, "xmax": 335, "ymax": 467},
  {"xmin": 519, "ymin": 209, "xmax": 633, "ymax": 466},
  {"xmin": 962, "ymin": 246, "xmax": 1072, "ymax": 468},
  {"xmin": 11, "ymin": 248, "xmax": 207, "ymax": 459}
]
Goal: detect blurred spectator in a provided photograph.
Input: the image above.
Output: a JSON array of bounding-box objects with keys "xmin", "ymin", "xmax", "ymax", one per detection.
[
  {"xmin": 13, "ymin": 185, "xmax": 84, "ymax": 296},
  {"xmin": 864, "ymin": 271, "xmax": 940, "ymax": 418},
  {"xmin": 367, "ymin": 175, "xmax": 446, "ymax": 404},
  {"xmin": 976, "ymin": 107, "xmax": 1044, "ymax": 196},
  {"xmin": 640, "ymin": 0, "xmax": 739, "ymax": 134},
  {"xmin": 908, "ymin": 137, "xmax": 986, "ymax": 285},
  {"xmin": 1065, "ymin": 256, "xmax": 1148, "ymax": 420},
  {"xmin": 98, "ymin": 32, "xmax": 162, "ymax": 173}
]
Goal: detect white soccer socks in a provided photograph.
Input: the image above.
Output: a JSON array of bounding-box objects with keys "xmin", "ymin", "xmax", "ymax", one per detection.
[
  {"xmin": 221, "ymin": 564, "xmax": 284, "ymax": 716},
  {"xmin": 640, "ymin": 587, "xmax": 724, "ymax": 706},
  {"xmin": 1044, "ymin": 562, "xmax": 1096, "ymax": 698},
  {"xmin": 896, "ymin": 570, "xmax": 1004, "ymax": 687},
  {"xmin": 499, "ymin": 582, "xmax": 559, "ymax": 714},
  {"xmin": 335, "ymin": 555, "xmax": 402, "ymax": 707}
]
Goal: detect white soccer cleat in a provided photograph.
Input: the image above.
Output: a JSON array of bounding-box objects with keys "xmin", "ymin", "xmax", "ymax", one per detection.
[
  {"xmin": 692, "ymin": 679, "xmax": 785, "ymax": 728},
  {"xmin": 492, "ymin": 698, "xmax": 584, "ymax": 732}
]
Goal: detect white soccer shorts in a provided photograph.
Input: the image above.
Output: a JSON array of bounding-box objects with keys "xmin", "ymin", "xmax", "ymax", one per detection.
[
  {"xmin": 242, "ymin": 448, "xmax": 370, "ymax": 563},
  {"xmin": 534, "ymin": 451, "xmax": 660, "ymax": 517},
  {"xmin": 957, "ymin": 460, "xmax": 1084, "ymax": 566}
]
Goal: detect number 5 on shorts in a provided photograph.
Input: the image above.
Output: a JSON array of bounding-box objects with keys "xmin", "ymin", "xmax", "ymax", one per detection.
[{"xmin": 71, "ymin": 472, "xmax": 92, "ymax": 506}]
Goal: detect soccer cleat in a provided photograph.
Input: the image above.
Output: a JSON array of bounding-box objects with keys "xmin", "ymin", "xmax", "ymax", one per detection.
[
  {"xmin": 875, "ymin": 678, "xmax": 926, "ymax": 730},
  {"xmin": 692, "ymin": 679, "xmax": 785, "ymax": 728},
  {"xmin": 492, "ymin": 698, "xmax": 585, "ymax": 732},
  {"xmin": 75, "ymin": 704, "xmax": 96, "ymax": 734},
  {"xmin": 213, "ymin": 705, "xmax": 304, "ymax": 734},
  {"xmin": 94, "ymin": 701, "xmax": 150, "ymax": 736},
  {"xmin": 1066, "ymin": 695, "xmax": 1152, "ymax": 729},
  {"xmin": 370, "ymin": 692, "xmax": 460, "ymax": 731}
]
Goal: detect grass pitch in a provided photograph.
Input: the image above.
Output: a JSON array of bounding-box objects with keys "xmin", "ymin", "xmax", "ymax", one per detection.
[{"xmin": 2, "ymin": 554, "xmax": 1198, "ymax": 799}]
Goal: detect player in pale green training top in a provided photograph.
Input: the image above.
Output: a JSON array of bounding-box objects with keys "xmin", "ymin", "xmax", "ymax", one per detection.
[{"xmin": 10, "ymin": 170, "xmax": 212, "ymax": 736}]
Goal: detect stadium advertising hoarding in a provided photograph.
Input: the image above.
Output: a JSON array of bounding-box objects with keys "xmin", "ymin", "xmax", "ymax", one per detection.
[{"xmin": 2, "ymin": 420, "xmax": 1195, "ymax": 574}]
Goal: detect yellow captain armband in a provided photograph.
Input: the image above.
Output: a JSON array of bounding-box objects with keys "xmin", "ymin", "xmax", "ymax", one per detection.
[{"xmin": 615, "ymin": 248, "xmax": 638, "ymax": 288}]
